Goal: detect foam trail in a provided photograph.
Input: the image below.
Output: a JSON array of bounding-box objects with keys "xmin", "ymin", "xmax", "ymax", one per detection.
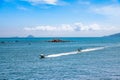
[
  {"xmin": 82, "ymin": 47, "xmax": 105, "ymax": 52},
  {"xmin": 46, "ymin": 51, "xmax": 77, "ymax": 58},
  {"xmin": 46, "ymin": 47, "xmax": 105, "ymax": 58}
]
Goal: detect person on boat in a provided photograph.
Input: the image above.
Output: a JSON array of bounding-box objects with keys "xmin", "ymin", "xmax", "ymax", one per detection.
[
  {"xmin": 40, "ymin": 54, "xmax": 45, "ymax": 59},
  {"xmin": 78, "ymin": 48, "xmax": 82, "ymax": 52}
]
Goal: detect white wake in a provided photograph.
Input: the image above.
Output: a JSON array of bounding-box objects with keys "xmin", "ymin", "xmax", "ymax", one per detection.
[{"xmin": 46, "ymin": 47, "xmax": 105, "ymax": 58}]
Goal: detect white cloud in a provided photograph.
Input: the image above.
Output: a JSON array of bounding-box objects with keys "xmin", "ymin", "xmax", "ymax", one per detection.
[
  {"xmin": 24, "ymin": 25, "xmax": 75, "ymax": 31},
  {"xmin": 24, "ymin": 22, "xmax": 118, "ymax": 32},
  {"xmin": 89, "ymin": 23, "xmax": 101, "ymax": 30},
  {"xmin": 44, "ymin": 0, "xmax": 57, "ymax": 4},
  {"xmin": 24, "ymin": 0, "xmax": 58, "ymax": 5},
  {"xmin": 93, "ymin": 5, "xmax": 120, "ymax": 17}
]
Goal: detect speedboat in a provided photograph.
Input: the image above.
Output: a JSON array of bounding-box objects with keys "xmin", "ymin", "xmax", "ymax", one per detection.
[
  {"xmin": 77, "ymin": 48, "xmax": 82, "ymax": 52},
  {"xmin": 40, "ymin": 54, "xmax": 45, "ymax": 59}
]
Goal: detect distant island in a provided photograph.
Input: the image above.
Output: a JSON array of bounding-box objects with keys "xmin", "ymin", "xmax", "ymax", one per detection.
[
  {"xmin": 104, "ymin": 33, "xmax": 120, "ymax": 37},
  {"xmin": 27, "ymin": 35, "xmax": 34, "ymax": 38}
]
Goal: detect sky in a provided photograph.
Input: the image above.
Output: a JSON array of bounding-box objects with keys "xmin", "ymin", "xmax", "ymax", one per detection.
[{"xmin": 0, "ymin": 0, "xmax": 120, "ymax": 37}]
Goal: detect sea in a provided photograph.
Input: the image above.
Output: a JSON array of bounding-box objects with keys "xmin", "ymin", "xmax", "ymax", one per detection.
[{"xmin": 0, "ymin": 37, "xmax": 120, "ymax": 80}]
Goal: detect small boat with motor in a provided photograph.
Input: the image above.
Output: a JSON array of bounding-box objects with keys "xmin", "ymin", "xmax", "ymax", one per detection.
[
  {"xmin": 77, "ymin": 48, "xmax": 82, "ymax": 52},
  {"xmin": 40, "ymin": 54, "xmax": 45, "ymax": 59}
]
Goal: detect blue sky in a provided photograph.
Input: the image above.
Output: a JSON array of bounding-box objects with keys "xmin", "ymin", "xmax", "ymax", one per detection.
[{"xmin": 0, "ymin": 0, "xmax": 120, "ymax": 37}]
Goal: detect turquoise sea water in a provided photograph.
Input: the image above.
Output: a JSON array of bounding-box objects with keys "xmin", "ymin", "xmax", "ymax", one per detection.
[{"xmin": 0, "ymin": 37, "xmax": 120, "ymax": 80}]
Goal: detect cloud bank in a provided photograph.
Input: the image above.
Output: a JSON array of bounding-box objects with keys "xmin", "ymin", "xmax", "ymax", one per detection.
[
  {"xmin": 23, "ymin": 0, "xmax": 58, "ymax": 5},
  {"xmin": 24, "ymin": 22, "xmax": 118, "ymax": 32}
]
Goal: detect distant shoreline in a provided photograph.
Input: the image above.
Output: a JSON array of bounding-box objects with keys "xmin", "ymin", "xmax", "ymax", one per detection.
[{"xmin": 0, "ymin": 32, "xmax": 120, "ymax": 38}]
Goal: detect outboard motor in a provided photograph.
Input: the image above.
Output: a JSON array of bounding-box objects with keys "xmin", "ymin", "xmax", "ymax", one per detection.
[{"xmin": 40, "ymin": 54, "xmax": 45, "ymax": 59}]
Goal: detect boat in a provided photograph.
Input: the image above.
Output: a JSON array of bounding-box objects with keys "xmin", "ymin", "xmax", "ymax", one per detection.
[
  {"xmin": 40, "ymin": 54, "xmax": 45, "ymax": 59},
  {"xmin": 78, "ymin": 48, "xmax": 82, "ymax": 52}
]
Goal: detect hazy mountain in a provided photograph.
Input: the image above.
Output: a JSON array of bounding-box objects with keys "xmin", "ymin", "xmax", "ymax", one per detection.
[
  {"xmin": 27, "ymin": 35, "xmax": 34, "ymax": 38},
  {"xmin": 105, "ymin": 33, "xmax": 120, "ymax": 37}
]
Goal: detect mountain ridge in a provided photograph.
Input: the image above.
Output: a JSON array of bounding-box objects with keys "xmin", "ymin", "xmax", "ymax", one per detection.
[{"xmin": 104, "ymin": 33, "xmax": 120, "ymax": 37}]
